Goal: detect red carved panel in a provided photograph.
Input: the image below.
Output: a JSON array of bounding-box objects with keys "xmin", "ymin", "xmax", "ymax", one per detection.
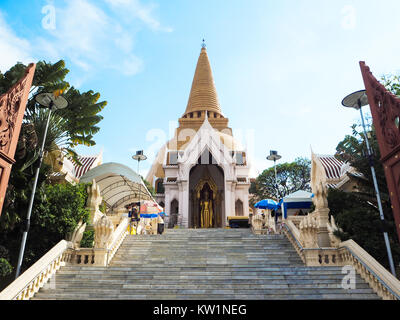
[
  {"xmin": 0, "ymin": 63, "xmax": 36, "ymax": 215},
  {"xmin": 360, "ymin": 61, "xmax": 400, "ymax": 243}
]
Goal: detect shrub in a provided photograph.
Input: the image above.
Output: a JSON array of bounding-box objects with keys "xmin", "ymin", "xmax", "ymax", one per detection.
[{"xmin": 80, "ymin": 230, "xmax": 94, "ymax": 248}]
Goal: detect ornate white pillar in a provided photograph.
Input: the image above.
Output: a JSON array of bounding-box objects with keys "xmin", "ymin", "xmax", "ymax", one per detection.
[
  {"xmin": 179, "ymin": 181, "xmax": 189, "ymax": 228},
  {"xmin": 310, "ymin": 208, "xmax": 331, "ymax": 247},
  {"xmin": 311, "ymin": 181, "xmax": 331, "ymax": 247},
  {"xmin": 164, "ymin": 190, "xmax": 171, "ymax": 227},
  {"xmin": 243, "ymin": 192, "xmax": 250, "ymax": 217},
  {"xmin": 225, "ymin": 180, "xmax": 236, "ymax": 226},
  {"xmin": 231, "ymin": 182, "xmax": 237, "ymax": 219}
]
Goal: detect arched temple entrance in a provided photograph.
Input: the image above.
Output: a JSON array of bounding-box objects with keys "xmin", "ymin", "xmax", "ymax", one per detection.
[{"xmin": 189, "ymin": 158, "xmax": 224, "ymax": 228}]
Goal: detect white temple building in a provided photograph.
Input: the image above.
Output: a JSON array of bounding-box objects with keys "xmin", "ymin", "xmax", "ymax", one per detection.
[{"xmin": 146, "ymin": 44, "xmax": 251, "ymax": 228}]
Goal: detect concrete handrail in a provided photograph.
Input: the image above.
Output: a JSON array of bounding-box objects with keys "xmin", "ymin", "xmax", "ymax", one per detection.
[
  {"xmin": 106, "ymin": 217, "xmax": 129, "ymax": 265},
  {"xmin": 282, "ymin": 220, "xmax": 400, "ymax": 300},
  {"xmin": 0, "ymin": 218, "xmax": 130, "ymax": 299},
  {"xmin": 0, "ymin": 240, "xmax": 71, "ymax": 300},
  {"xmin": 285, "ymin": 221, "xmax": 301, "ymax": 245},
  {"xmin": 340, "ymin": 239, "xmax": 400, "ymax": 300}
]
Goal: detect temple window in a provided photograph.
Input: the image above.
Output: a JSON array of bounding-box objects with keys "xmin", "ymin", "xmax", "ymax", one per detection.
[
  {"xmin": 155, "ymin": 178, "xmax": 165, "ymax": 194},
  {"xmin": 235, "ymin": 152, "xmax": 244, "ymax": 165},
  {"xmin": 168, "ymin": 151, "xmax": 178, "ymax": 165}
]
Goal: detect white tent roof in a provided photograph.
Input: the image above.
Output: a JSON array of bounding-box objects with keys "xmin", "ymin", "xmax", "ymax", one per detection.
[
  {"xmin": 80, "ymin": 162, "xmax": 154, "ymax": 210},
  {"xmin": 283, "ymin": 190, "xmax": 313, "ymax": 203}
]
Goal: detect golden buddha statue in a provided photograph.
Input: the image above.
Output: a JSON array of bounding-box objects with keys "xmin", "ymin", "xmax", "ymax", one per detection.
[{"xmin": 200, "ymin": 190, "xmax": 213, "ymax": 228}]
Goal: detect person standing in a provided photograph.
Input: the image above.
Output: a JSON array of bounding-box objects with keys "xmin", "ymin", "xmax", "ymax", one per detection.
[{"xmin": 131, "ymin": 207, "xmax": 139, "ymax": 234}]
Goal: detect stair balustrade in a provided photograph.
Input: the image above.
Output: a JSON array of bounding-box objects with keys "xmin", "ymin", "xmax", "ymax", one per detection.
[
  {"xmin": 0, "ymin": 240, "xmax": 72, "ymax": 300},
  {"xmin": 105, "ymin": 217, "xmax": 130, "ymax": 265},
  {"xmin": 281, "ymin": 219, "xmax": 400, "ymax": 300},
  {"xmin": 0, "ymin": 217, "xmax": 130, "ymax": 300}
]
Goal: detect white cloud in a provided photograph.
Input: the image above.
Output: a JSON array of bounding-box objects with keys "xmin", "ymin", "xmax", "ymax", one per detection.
[
  {"xmin": 117, "ymin": 54, "xmax": 144, "ymax": 76},
  {"xmin": 0, "ymin": 12, "xmax": 34, "ymax": 72},
  {"xmin": 50, "ymin": 0, "xmax": 109, "ymax": 55},
  {"xmin": 0, "ymin": 0, "xmax": 171, "ymax": 81},
  {"xmin": 31, "ymin": 0, "xmax": 152, "ymax": 78},
  {"xmin": 104, "ymin": 0, "xmax": 173, "ymax": 32}
]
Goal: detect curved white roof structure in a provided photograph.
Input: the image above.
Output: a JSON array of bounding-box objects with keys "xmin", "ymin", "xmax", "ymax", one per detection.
[{"xmin": 80, "ymin": 162, "xmax": 154, "ymax": 211}]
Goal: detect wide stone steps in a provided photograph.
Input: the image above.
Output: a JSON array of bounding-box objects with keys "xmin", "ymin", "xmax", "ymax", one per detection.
[
  {"xmin": 32, "ymin": 228, "xmax": 380, "ymax": 300},
  {"xmin": 33, "ymin": 293, "xmax": 379, "ymax": 300}
]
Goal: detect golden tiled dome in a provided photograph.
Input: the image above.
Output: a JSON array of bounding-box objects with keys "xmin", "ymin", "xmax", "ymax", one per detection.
[{"xmin": 183, "ymin": 47, "xmax": 222, "ymax": 117}]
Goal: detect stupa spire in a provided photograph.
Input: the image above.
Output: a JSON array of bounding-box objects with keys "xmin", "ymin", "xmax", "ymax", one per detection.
[{"xmin": 183, "ymin": 42, "xmax": 222, "ymax": 117}]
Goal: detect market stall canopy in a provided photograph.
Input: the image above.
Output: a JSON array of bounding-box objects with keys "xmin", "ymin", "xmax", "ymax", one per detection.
[
  {"xmin": 140, "ymin": 200, "xmax": 163, "ymax": 214},
  {"xmin": 279, "ymin": 190, "xmax": 314, "ymax": 219},
  {"xmin": 80, "ymin": 162, "xmax": 154, "ymax": 211},
  {"xmin": 283, "ymin": 190, "xmax": 314, "ymax": 202}
]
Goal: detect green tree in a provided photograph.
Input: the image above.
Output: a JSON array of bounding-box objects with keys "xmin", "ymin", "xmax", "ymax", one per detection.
[
  {"xmin": 328, "ymin": 74, "xmax": 400, "ymax": 271},
  {"xmin": 0, "ymin": 182, "xmax": 90, "ymax": 285},
  {"xmin": 80, "ymin": 230, "xmax": 95, "ymax": 248},
  {"xmin": 143, "ymin": 178, "xmax": 156, "ymax": 196},
  {"xmin": 0, "ymin": 60, "xmax": 107, "ymax": 165},
  {"xmin": 0, "ymin": 246, "xmax": 13, "ymax": 277},
  {"xmin": 252, "ymin": 157, "xmax": 311, "ymax": 202},
  {"xmin": 0, "ymin": 60, "xmax": 106, "ymax": 286},
  {"xmin": 382, "ymin": 74, "xmax": 400, "ymax": 96},
  {"xmin": 0, "ymin": 60, "xmax": 107, "ymax": 230}
]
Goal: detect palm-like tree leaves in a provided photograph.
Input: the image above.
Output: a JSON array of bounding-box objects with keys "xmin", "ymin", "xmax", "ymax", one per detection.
[
  {"xmin": 32, "ymin": 60, "xmax": 69, "ymax": 89},
  {"xmin": 3, "ymin": 60, "xmax": 107, "ymax": 172},
  {"xmin": 0, "ymin": 63, "xmax": 27, "ymax": 95}
]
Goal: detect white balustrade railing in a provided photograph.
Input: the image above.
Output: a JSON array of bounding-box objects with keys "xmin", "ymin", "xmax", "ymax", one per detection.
[
  {"xmin": 339, "ymin": 240, "xmax": 400, "ymax": 300},
  {"xmin": 0, "ymin": 217, "xmax": 131, "ymax": 300},
  {"xmin": 281, "ymin": 220, "xmax": 400, "ymax": 300},
  {"xmin": 106, "ymin": 217, "xmax": 129, "ymax": 265},
  {"xmin": 0, "ymin": 240, "xmax": 72, "ymax": 300}
]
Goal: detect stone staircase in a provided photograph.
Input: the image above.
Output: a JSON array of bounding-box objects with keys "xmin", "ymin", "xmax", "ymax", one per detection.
[{"xmin": 33, "ymin": 228, "xmax": 379, "ymax": 300}]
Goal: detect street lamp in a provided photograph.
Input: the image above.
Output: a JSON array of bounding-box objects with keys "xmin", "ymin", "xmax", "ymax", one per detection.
[
  {"xmin": 267, "ymin": 150, "xmax": 282, "ymax": 200},
  {"xmin": 342, "ymin": 89, "xmax": 396, "ymax": 277},
  {"xmin": 132, "ymin": 150, "xmax": 147, "ymax": 217},
  {"xmin": 15, "ymin": 92, "xmax": 68, "ymax": 279}
]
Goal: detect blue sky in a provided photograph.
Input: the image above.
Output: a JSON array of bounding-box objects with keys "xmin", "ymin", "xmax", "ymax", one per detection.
[{"xmin": 1, "ymin": 0, "xmax": 400, "ymax": 178}]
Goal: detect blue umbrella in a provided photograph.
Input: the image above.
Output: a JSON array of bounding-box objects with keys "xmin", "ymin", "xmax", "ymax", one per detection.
[
  {"xmin": 254, "ymin": 199, "xmax": 278, "ymax": 210},
  {"xmin": 139, "ymin": 213, "xmax": 159, "ymax": 219}
]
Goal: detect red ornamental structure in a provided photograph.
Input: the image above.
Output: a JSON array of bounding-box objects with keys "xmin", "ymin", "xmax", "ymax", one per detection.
[
  {"xmin": 360, "ymin": 61, "xmax": 400, "ymax": 243},
  {"xmin": 0, "ymin": 63, "xmax": 36, "ymax": 216}
]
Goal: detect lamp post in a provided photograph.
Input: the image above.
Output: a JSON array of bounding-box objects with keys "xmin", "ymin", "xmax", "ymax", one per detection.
[
  {"xmin": 15, "ymin": 92, "xmax": 68, "ymax": 279},
  {"xmin": 132, "ymin": 150, "xmax": 147, "ymax": 217},
  {"xmin": 342, "ymin": 90, "xmax": 396, "ymax": 277},
  {"xmin": 267, "ymin": 150, "xmax": 282, "ymax": 200}
]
